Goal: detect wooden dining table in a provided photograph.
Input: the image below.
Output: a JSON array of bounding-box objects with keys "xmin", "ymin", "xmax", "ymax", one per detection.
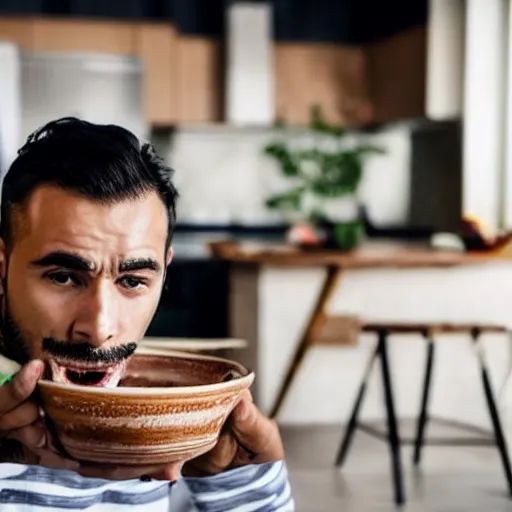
[{"xmin": 208, "ymin": 239, "xmax": 511, "ymax": 417}]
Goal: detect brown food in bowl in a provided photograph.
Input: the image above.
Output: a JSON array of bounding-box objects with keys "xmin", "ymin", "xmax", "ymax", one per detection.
[{"xmin": 119, "ymin": 353, "xmax": 244, "ymax": 387}]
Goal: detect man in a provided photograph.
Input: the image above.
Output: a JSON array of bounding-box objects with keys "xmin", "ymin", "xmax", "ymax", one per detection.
[{"xmin": 0, "ymin": 117, "xmax": 294, "ymax": 511}]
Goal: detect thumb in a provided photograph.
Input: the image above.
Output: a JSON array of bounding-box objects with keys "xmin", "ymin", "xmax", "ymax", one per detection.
[
  {"xmin": 230, "ymin": 394, "xmax": 284, "ymax": 462},
  {"xmin": 1, "ymin": 360, "xmax": 44, "ymax": 415},
  {"xmin": 147, "ymin": 462, "xmax": 184, "ymax": 481}
]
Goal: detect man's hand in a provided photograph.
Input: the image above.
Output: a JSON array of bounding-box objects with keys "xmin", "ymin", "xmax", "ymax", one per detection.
[
  {"xmin": 0, "ymin": 359, "xmax": 79, "ymax": 470},
  {"xmin": 0, "ymin": 361, "xmax": 185, "ymax": 481},
  {"xmin": 80, "ymin": 391, "xmax": 283, "ymax": 481},
  {"xmin": 182, "ymin": 390, "xmax": 284, "ymax": 477},
  {"xmin": 77, "ymin": 461, "xmax": 183, "ymax": 481},
  {"xmin": 1, "ymin": 365, "xmax": 283, "ymax": 482}
]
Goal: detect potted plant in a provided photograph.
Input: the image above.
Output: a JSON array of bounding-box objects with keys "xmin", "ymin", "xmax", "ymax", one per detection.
[{"xmin": 263, "ymin": 106, "xmax": 385, "ymax": 250}]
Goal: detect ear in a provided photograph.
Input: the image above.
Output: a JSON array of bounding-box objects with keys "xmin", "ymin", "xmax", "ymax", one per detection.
[
  {"xmin": 0, "ymin": 238, "xmax": 7, "ymax": 281},
  {"xmin": 166, "ymin": 246, "xmax": 174, "ymax": 267}
]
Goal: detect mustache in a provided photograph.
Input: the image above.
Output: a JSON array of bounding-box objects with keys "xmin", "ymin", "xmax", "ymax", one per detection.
[{"xmin": 42, "ymin": 338, "xmax": 137, "ymax": 365}]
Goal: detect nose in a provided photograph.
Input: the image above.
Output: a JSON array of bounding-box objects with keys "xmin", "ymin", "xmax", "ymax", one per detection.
[{"xmin": 72, "ymin": 280, "xmax": 119, "ymax": 348}]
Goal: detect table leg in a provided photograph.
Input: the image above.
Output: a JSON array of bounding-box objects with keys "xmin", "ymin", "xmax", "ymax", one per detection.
[
  {"xmin": 473, "ymin": 331, "xmax": 512, "ymax": 496},
  {"xmin": 229, "ymin": 264, "xmax": 261, "ymax": 405},
  {"xmin": 270, "ymin": 265, "xmax": 342, "ymax": 419}
]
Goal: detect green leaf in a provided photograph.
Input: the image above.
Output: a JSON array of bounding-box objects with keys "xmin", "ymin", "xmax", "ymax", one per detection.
[
  {"xmin": 265, "ymin": 186, "xmax": 305, "ymax": 211},
  {"xmin": 309, "ymin": 105, "xmax": 345, "ymax": 138},
  {"xmin": 263, "ymin": 143, "xmax": 300, "ymax": 177},
  {"xmin": 274, "ymin": 116, "xmax": 287, "ymax": 129},
  {"xmin": 296, "ymin": 149, "xmax": 326, "ymax": 174},
  {"xmin": 309, "ymin": 208, "xmax": 329, "ymax": 224},
  {"xmin": 309, "ymin": 151, "xmax": 363, "ymax": 197},
  {"xmin": 354, "ymin": 144, "xmax": 386, "ymax": 157},
  {"xmin": 310, "ymin": 105, "xmax": 324, "ymax": 125},
  {"xmin": 310, "ymin": 180, "xmax": 356, "ymax": 197},
  {"xmin": 296, "ymin": 149, "xmax": 324, "ymax": 162}
]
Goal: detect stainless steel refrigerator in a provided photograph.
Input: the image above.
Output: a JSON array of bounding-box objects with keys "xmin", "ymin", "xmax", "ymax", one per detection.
[{"xmin": 0, "ymin": 41, "xmax": 147, "ymax": 179}]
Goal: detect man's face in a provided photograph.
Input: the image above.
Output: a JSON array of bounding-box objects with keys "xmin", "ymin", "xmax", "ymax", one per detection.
[{"xmin": 0, "ymin": 185, "xmax": 172, "ymax": 387}]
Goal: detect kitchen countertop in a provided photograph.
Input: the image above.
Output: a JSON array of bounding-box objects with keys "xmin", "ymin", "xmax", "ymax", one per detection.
[
  {"xmin": 172, "ymin": 232, "xmax": 226, "ymax": 260},
  {"xmin": 207, "ymin": 239, "xmax": 512, "ymax": 268},
  {"xmin": 172, "ymin": 231, "xmax": 286, "ymax": 260}
]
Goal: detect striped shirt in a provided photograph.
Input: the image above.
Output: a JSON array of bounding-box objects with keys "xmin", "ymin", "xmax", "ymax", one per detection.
[{"xmin": 0, "ymin": 460, "xmax": 294, "ymax": 511}]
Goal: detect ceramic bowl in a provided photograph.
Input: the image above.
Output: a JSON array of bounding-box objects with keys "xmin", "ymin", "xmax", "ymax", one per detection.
[{"xmin": 37, "ymin": 348, "xmax": 254, "ymax": 466}]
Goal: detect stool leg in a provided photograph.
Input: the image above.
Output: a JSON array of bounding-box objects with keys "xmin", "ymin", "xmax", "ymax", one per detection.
[
  {"xmin": 270, "ymin": 266, "xmax": 342, "ymax": 419},
  {"xmin": 413, "ymin": 338, "xmax": 435, "ymax": 465},
  {"xmin": 379, "ymin": 330, "xmax": 405, "ymax": 506},
  {"xmin": 473, "ymin": 332, "xmax": 512, "ymax": 496},
  {"xmin": 335, "ymin": 344, "xmax": 379, "ymax": 467}
]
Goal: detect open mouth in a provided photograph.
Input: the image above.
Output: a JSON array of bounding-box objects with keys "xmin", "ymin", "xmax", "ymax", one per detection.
[
  {"xmin": 48, "ymin": 359, "xmax": 126, "ymax": 388},
  {"xmin": 65, "ymin": 368, "xmax": 110, "ymax": 386}
]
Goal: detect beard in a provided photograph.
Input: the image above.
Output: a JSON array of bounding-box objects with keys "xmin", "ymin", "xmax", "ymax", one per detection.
[
  {"xmin": 0, "ymin": 303, "xmax": 31, "ymax": 366},
  {"xmin": 41, "ymin": 338, "xmax": 137, "ymax": 365},
  {"xmin": 0, "ymin": 282, "xmax": 138, "ymax": 386},
  {"xmin": 0, "ymin": 273, "xmax": 31, "ymax": 365}
]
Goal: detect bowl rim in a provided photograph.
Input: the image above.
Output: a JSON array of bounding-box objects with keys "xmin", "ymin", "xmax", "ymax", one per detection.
[{"xmin": 37, "ymin": 347, "xmax": 255, "ymax": 396}]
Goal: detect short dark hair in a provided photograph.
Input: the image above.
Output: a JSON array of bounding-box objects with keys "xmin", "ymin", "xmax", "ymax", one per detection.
[{"xmin": 0, "ymin": 117, "xmax": 178, "ymax": 249}]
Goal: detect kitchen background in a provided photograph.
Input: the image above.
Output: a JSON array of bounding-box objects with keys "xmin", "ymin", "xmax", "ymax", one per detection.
[{"xmin": 0, "ymin": 0, "xmax": 511, "ymax": 435}]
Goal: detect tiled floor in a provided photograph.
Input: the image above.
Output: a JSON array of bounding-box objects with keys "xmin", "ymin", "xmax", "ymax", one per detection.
[{"xmin": 281, "ymin": 422, "xmax": 512, "ymax": 511}]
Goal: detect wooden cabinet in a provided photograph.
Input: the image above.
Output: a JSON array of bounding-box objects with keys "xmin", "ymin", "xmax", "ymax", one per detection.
[
  {"xmin": 366, "ymin": 26, "xmax": 426, "ymax": 125},
  {"xmin": 0, "ymin": 17, "xmax": 135, "ymax": 54},
  {"xmin": 176, "ymin": 36, "xmax": 222, "ymax": 124},
  {"xmin": 0, "ymin": 15, "xmax": 426, "ymax": 128},
  {"xmin": 31, "ymin": 18, "xmax": 135, "ymax": 55},
  {"xmin": 274, "ymin": 25, "xmax": 426, "ymax": 127},
  {"xmin": 0, "ymin": 16, "xmax": 179, "ymax": 126},
  {"xmin": 275, "ymin": 43, "xmax": 373, "ymax": 126},
  {"xmin": 135, "ymin": 23, "xmax": 178, "ymax": 126},
  {"xmin": 0, "ymin": 17, "xmax": 33, "ymax": 48}
]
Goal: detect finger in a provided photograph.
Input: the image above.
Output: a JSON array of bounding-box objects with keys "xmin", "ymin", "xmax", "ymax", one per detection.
[
  {"xmin": 35, "ymin": 450, "xmax": 80, "ymax": 471},
  {"xmin": 204, "ymin": 433, "xmax": 237, "ymax": 473},
  {"xmin": 243, "ymin": 389, "xmax": 254, "ymax": 403},
  {"xmin": 78, "ymin": 462, "xmax": 179, "ymax": 481},
  {"xmin": 146, "ymin": 462, "xmax": 183, "ymax": 481},
  {"xmin": 233, "ymin": 389, "xmax": 253, "ymax": 408},
  {"xmin": 0, "ymin": 360, "xmax": 44, "ymax": 415},
  {"xmin": 183, "ymin": 432, "xmax": 237, "ymax": 477},
  {"xmin": 9, "ymin": 421, "xmax": 47, "ymax": 450},
  {"xmin": 230, "ymin": 397, "xmax": 284, "ymax": 462},
  {"xmin": 0, "ymin": 401, "xmax": 41, "ymax": 432}
]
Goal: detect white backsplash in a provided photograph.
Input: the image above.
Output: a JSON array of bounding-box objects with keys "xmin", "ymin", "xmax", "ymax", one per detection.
[
  {"xmin": 154, "ymin": 123, "xmax": 413, "ymax": 227},
  {"xmin": 0, "ymin": 42, "xmax": 21, "ymax": 178}
]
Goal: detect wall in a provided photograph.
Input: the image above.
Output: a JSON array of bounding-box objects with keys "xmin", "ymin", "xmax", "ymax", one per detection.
[
  {"xmin": 156, "ymin": 124, "xmax": 511, "ymax": 433},
  {"xmin": 156, "ymin": 123, "xmax": 413, "ymax": 227},
  {"xmin": 463, "ymin": 0, "xmax": 506, "ymax": 232},
  {"xmin": 258, "ymin": 263, "xmax": 512, "ymax": 431},
  {"xmin": 0, "ymin": 42, "xmax": 21, "ymax": 177}
]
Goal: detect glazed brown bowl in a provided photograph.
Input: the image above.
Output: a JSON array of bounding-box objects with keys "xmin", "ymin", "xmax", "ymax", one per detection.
[{"xmin": 37, "ymin": 348, "xmax": 254, "ymax": 466}]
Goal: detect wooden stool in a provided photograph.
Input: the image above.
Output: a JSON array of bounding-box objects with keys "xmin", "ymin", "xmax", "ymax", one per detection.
[{"xmin": 335, "ymin": 322, "xmax": 512, "ymax": 506}]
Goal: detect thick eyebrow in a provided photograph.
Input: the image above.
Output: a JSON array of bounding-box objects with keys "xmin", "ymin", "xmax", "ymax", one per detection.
[
  {"xmin": 30, "ymin": 251, "xmax": 95, "ymax": 271},
  {"xmin": 119, "ymin": 258, "xmax": 160, "ymax": 273},
  {"xmin": 30, "ymin": 252, "xmax": 160, "ymax": 274}
]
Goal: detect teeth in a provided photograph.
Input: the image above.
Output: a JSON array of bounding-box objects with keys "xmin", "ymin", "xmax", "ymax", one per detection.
[{"xmin": 47, "ymin": 359, "xmax": 124, "ymax": 388}]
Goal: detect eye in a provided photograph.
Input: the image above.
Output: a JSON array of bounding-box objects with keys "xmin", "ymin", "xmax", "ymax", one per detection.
[
  {"xmin": 45, "ymin": 271, "xmax": 81, "ymax": 287},
  {"xmin": 118, "ymin": 276, "xmax": 147, "ymax": 290}
]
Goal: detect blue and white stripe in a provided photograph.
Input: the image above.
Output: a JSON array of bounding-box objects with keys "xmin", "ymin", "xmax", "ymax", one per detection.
[
  {"xmin": 0, "ymin": 461, "xmax": 294, "ymax": 511},
  {"xmin": 185, "ymin": 461, "xmax": 294, "ymax": 511}
]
